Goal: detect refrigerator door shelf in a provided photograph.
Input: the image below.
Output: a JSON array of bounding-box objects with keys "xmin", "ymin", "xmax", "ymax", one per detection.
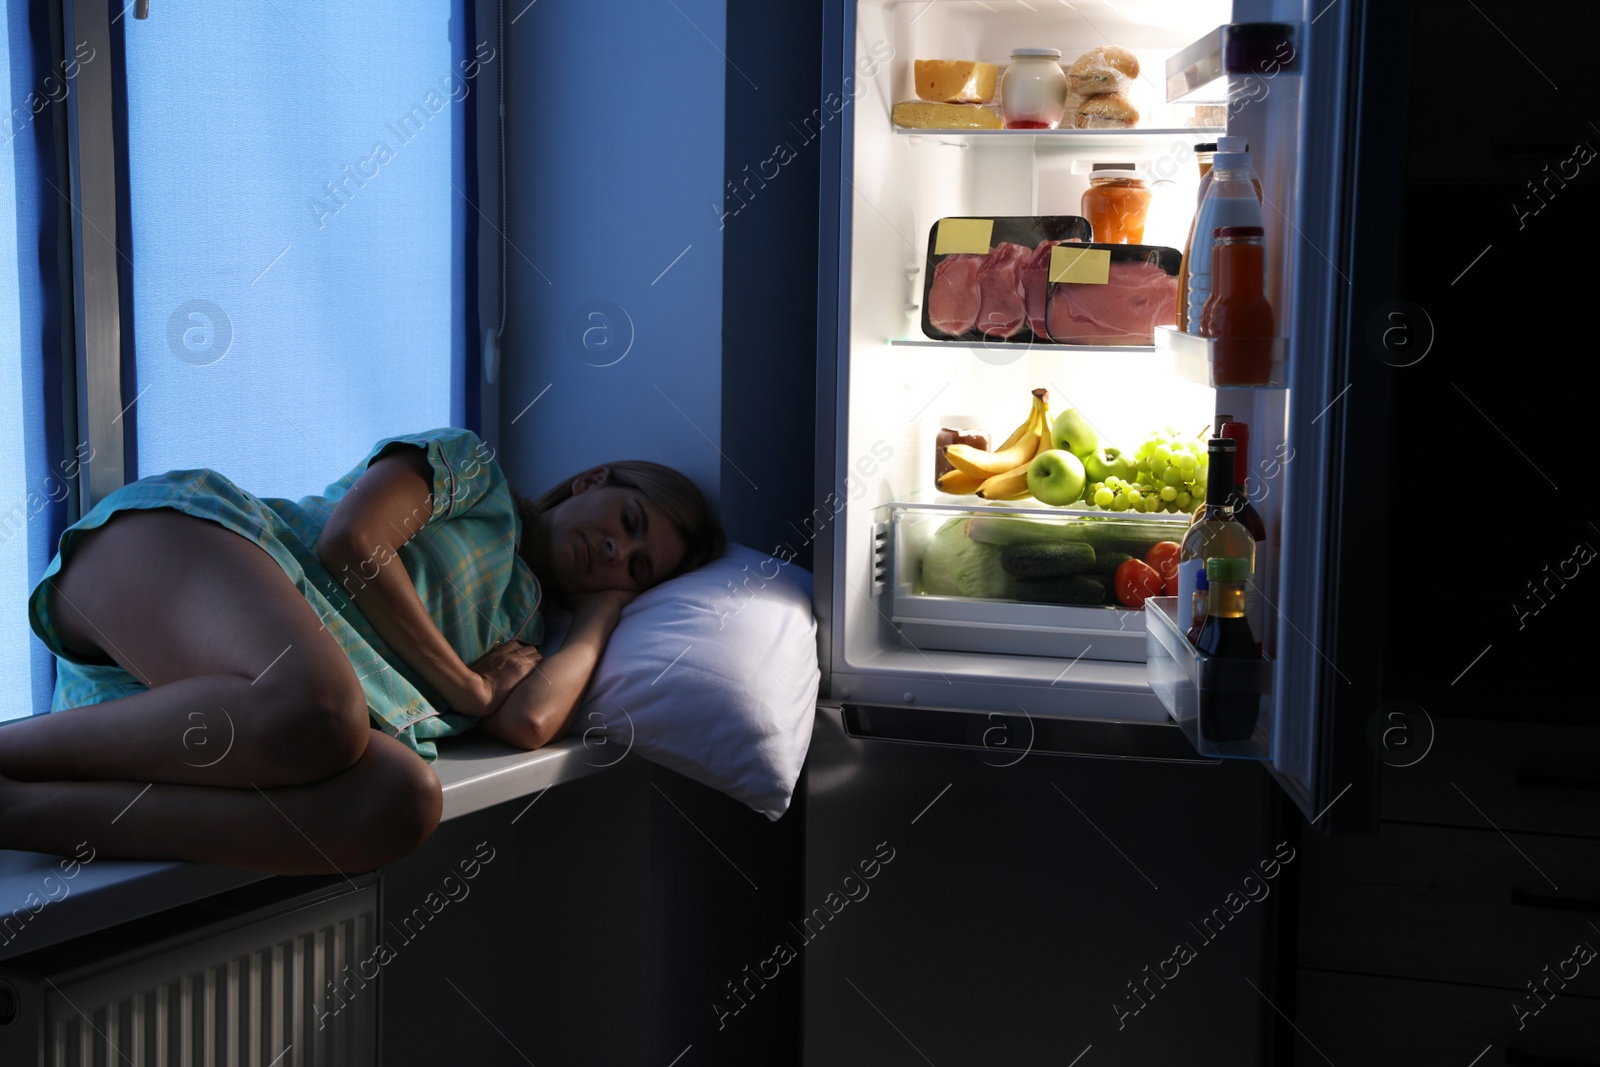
[
  {"xmin": 1165, "ymin": 22, "xmax": 1302, "ymax": 104},
  {"xmin": 1145, "ymin": 595, "xmax": 1274, "ymax": 760},
  {"xmin": 1155, "ymin": 326, "xmax": 1288, "ymax": 389}
]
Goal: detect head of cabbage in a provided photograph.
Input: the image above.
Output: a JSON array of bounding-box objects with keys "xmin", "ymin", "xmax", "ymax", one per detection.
[{"xmin": 920, "ymin": 518, "xmax": 1011, "ymax": 599}]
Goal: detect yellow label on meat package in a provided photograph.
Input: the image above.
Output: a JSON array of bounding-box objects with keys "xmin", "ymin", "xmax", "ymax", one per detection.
[
  {"xmin": 934, "ymin": 218, "xmax": 994, "ymax": 256},
  {"xmin": 1049, "ymin": 246, "xmax": 1111, "ymax": 285}
]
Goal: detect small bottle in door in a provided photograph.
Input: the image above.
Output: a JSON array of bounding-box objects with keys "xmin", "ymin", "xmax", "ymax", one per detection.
[
  {"xmin": 1173, "ymin": 437, "xmax": 1255, "ymax": 639},
  {"xmin": 1200, "ymin": 226, "xmax": 1276, "ymax": 386},
  {"xmin": 1185, "ymin": 567, "xmax": 1210, "ymax": 646}
]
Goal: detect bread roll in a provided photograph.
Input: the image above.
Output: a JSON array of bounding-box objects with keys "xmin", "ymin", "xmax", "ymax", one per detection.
[
  {"xmin": 1068, "ymin": 46, "xmax": 1139, "ymax": 97},
  {"xmin": 893, "ymin": 100, "xmax": 1003, "ymax": 130},
  {"xmin": 1074, "ymin": 93, "xmax": 1139, "ymax": 129},
  {"xmin": 914, "ymin": 60, "xmax": 999, "ymax": 104}
]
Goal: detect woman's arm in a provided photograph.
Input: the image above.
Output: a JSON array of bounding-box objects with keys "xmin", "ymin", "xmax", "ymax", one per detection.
[
  {"xmin": 316, "ymin": 445, "xmax": 510, "ymax": 714},
  {"xmin": 476, "ymin": 590, "xmax": 631, "ymax": 750}
]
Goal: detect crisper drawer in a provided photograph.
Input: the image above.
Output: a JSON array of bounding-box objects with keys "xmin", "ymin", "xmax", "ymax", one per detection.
[{"xmin": 885, "ymin": 504, "xmax": 1187, "ymax": 664}]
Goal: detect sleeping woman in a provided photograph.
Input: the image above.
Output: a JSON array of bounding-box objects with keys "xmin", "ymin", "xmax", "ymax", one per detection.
[{"xmin": 0, "ymin": 428, "xmax": 724, "ymax": 877}]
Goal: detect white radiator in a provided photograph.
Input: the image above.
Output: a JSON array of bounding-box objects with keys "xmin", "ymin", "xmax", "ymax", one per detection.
[{"xmin": 0, "ymin": 875, "xmax": 379, "ymax": 1067}]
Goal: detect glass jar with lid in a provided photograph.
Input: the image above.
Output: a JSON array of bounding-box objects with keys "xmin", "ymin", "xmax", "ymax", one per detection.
[
  {"xmin": 999, "ymin": 49, "xmax": 1068, "ymax": 130},
  {"xmin": 933, "ymin": 415, "xmax": 989, "ymax": 484},
  {"xmin": 1080, "ymin": 163, "xmax": 1151, "ymax": 244}
]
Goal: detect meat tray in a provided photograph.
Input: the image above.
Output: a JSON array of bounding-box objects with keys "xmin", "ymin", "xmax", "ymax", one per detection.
[{"xmin": 920, "ymin": 215, "xmax": 1180, "ymax": 347}]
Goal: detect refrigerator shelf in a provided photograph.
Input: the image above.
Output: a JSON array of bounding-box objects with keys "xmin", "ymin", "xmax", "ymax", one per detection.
[
  {"xmin": 894, "ymin": 127, "xmax": 1225, "ymax": 150},
  {"xmin": 1145, "ymin": 595, "xmax": 1273, "ymax": 760},
  {"xmin": 887, "ymin": 499, "xmax": 1191, "ymax": 524},
  {"xmin": 888, "ymin": 338, "xmax": 1157, "ymax": 354},
  {"xmin": 1155, "ymin": 326, "xmax": 1287, "ymax": 389}
]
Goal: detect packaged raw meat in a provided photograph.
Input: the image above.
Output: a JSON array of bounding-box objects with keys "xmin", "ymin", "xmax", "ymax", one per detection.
[
  {"xmin": 928, "ymin": 255, "xmax": 983, "ymax": 336},
  {"xmin": 975, "ymin": 242, "xmax": 1031, "ymax": 338},
  {"xmin": 920, "ymin": 216, "xmax": 1092, "ymax": 343},
  {"xmin": 1045, "ymin": 244, "xmax": 1181, "ymax": 346}
]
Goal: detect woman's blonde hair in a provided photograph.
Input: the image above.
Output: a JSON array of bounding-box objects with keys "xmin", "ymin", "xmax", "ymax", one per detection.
[{"xmin": 514, "ymin": 461, "xmax": 725, "ymax": 584}]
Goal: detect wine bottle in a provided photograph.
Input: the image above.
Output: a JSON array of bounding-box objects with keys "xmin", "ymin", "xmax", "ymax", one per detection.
[
  {"xmin": 1196, "ymin": 556, "xmax": 1262, "ymax": 742},
  {"xmin": 1173, "ymin": 438, "xmax": 1255, "ymax": 643},
  {"xmin": 1187, "ymin": 414, "xmax": 1233, "ymax": 528},
  {"xmin": 1221, "ymin": 421, "xmax": 1267, "ymax": 655}
]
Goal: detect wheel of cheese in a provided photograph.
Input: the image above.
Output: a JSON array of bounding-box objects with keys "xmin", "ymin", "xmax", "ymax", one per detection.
[{"xmin": 914, "ymin": 60, "xmax": 1000, "ymax": 104}]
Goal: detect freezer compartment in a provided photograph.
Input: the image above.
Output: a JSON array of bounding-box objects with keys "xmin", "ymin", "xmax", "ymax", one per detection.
[
  {"xmin": 886, "ymin": 503, "xmax": 1190, "ymax": 663},
  {"xmin": 1145, "ymin": 594, "xmax": 1273, "ymax": 760}
]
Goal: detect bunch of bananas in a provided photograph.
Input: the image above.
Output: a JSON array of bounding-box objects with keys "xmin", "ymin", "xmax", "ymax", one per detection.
[{"xmin": 937, "ymin": 388, "xmax": 1050, "ymax": 500}]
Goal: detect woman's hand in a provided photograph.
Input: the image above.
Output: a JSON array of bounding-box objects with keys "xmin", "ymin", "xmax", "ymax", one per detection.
[
  {"xmin": 477, "ymin": 592, "xmax": 633, "ymax": 751},
  {"xmin": 454, "ymin": 640, "xmax": 543, "ymax": 717}
]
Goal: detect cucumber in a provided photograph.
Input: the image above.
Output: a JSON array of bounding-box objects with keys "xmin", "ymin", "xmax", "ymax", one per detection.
[
  {"xmin": 967, "ymin": 515, "xmax": 1177, "ymax": 561},
  {"xmin": 1012, "ymin": 575, "xmax": 1107, "ymax": 606},
  {"xmin": 965, "ymin": 517, "xmax": 1077, "ymax": 547},
  {"xmin": 1000, "ymin": 542, "xmax": 1096, "ymax": 578},
  {"xmin": 1057, "ymin": 521, "xmax": 1172, "ymax": 560},
  {"xmin": 1092, "ymin": 550, "xmax": 1133, "ymax": 577}
]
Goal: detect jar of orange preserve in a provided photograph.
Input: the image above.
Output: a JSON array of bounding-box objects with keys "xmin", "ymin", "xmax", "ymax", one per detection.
[{"xmin": 1080, "ymin": 164, "xmax": 1151, "ymax": 244}]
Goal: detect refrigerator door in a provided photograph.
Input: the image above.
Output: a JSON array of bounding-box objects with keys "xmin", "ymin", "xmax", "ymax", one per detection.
[{"xmin": 1251, "ymin": 0, "xmax": 1411, "ymax": 833}]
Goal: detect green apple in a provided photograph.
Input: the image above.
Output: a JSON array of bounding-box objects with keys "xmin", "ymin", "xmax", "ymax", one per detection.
[
  {"xmin": 1050, "ymin": 408, "xmax": 1100, "ymax": 459},
  {"xmin": 1085, "ymin": 446, "xmax": 1137, "ymax": 483},
  {"xmin": 1027, "ymin": 450, "xmax": 1087, "ymax": 506}
]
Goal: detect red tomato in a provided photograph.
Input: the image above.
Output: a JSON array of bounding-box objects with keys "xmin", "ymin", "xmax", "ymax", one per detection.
[
  {"xmin": 1145, "ymin": 541, "xmax": 1181, "ymax": 596},
  {"xmin": 1115, "ymin": 558, "xmax": 1165, "ymax": 609}
]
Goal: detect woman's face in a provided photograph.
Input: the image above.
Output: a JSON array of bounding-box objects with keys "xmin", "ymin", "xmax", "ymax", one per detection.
[{"xmin": 539, "ymin": 470, "xmax": 689, "ymax": 595}]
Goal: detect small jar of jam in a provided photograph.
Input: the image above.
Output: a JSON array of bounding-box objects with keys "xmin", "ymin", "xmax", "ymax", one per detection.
[
  {"xmin": 1080, "ymin": 163, "xmax": 1151, "ymax": 244},
  {"xmin": 934, "ymin": 416, "xmax": 989, "ymax": 484}
]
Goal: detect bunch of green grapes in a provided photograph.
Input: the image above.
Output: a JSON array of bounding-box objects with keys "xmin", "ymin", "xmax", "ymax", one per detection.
[
  {"xmin": 1131, "ymin": 428, "xmax": 1208, "ymax": 514},
  {"xmin": 1085, "ymin": 474, "xmax": 1166, "ymax": 513}
]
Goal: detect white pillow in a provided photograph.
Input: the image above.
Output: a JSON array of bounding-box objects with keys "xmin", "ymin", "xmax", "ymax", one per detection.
[{"xmin": 541, "ymin": 543, "xmax": 819, "ymax": 820}]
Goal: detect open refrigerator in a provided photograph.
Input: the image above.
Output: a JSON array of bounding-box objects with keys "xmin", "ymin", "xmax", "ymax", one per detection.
[{"xmin": 812, "ymin": 0, "xmax": 1405, "ymax": 833}]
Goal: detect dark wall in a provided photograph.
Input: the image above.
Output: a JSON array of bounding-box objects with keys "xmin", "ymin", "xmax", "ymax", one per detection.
[
  {"xmin": 1380, "ymin": 0, "xmax": 1596, "ymax": 714},
  {"xmin": 718, "ymin": 0, "xmax": 825, "ymax": 568}
]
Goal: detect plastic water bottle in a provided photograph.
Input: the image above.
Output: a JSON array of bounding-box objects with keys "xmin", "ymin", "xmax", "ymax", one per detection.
[{"xmin": 1183, "ymin": 141, "xmax": 1264, "ymax": 336}]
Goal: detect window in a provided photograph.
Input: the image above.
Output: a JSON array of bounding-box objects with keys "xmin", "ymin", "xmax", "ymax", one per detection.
[
  {"xmin": 123, "ymin": 3, "xmax": 471, "ymax": 495},
  {"xmin": 3, "ymin": 1, "xmax": 480, "ymax": 721}
]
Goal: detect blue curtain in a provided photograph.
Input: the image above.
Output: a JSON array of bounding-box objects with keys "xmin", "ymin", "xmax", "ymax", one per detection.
[
  {"xmin": 2, "ymin": 3, "xmax": 68, "ymax": 723},
  {"xmin": 123, "ymin": 2, "xmax": 469, "ymax": 496}
]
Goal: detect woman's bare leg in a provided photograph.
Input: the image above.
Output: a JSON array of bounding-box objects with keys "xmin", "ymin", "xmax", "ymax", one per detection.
[
  {"xmin": 1, "ymin": 508, "xmax": 372, "ymax": 789},
  {"xmin": 0, "ymin": 731, "xmax": 441, "ymax": 875}
]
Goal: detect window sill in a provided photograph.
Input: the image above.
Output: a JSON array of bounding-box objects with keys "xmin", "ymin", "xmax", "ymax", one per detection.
[{"xmin": 0, "ymin": 735, "xmax": 625, "ymax": 962}]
